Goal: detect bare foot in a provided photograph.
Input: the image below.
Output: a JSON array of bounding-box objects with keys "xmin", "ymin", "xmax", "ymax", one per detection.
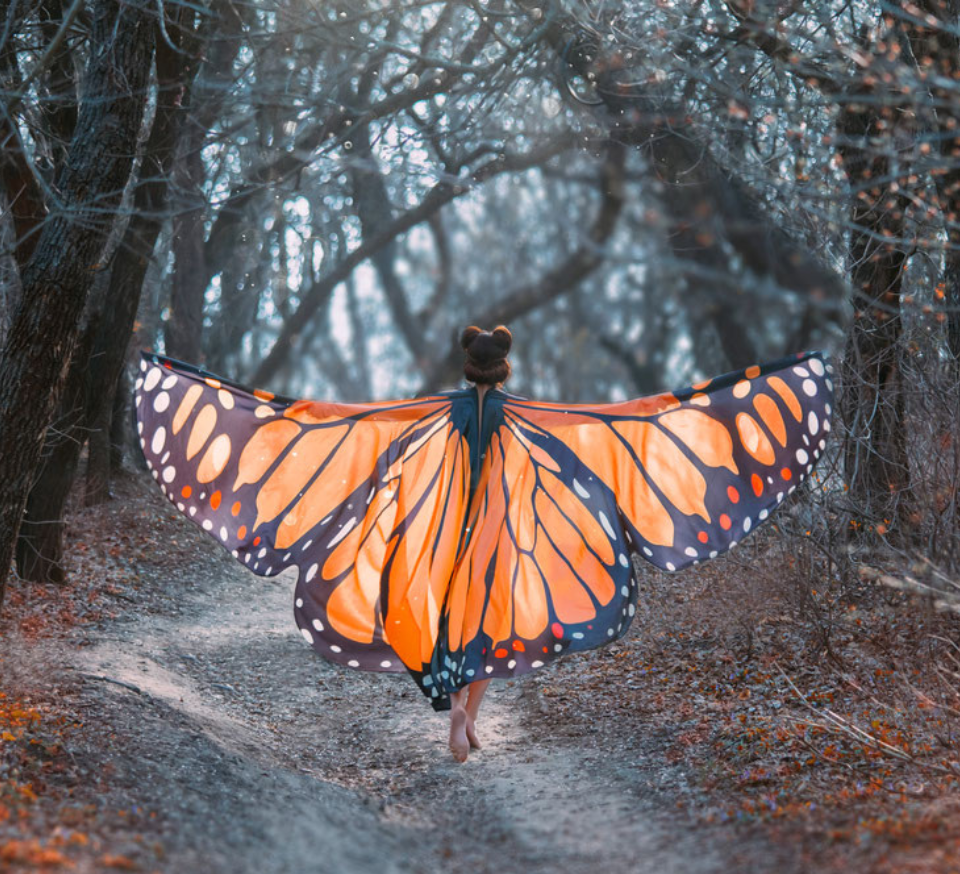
[
  {"xmin": 466, "ymin": 717, "xmax": 481, "ymax": 750},
  {"xmin": 449, "ymin": 707, "xmax": 469, "ymax": 762}
]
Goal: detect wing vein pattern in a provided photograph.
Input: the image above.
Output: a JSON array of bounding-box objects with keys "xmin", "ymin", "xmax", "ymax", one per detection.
[{"xmin": 136, "ymin": 350, "xmax": 832, "ymax": 708}]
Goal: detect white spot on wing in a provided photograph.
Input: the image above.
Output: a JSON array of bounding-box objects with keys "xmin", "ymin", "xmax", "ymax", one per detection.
[
  {"xmin": 598, "ymin": 511, "xmax": 616, "ymax": 539},
  {"xmin": 327, "ymin": 516, "xmax": 358, "ymax": 547},
  {"xmin": 143, "ymin": 367, "xmax": 162, "ymax": 391}
]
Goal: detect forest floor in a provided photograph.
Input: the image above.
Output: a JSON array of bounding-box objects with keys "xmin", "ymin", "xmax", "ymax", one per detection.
[{"xmin": 2, "ymin": 468, "xmax": 960, "ymax": 873}]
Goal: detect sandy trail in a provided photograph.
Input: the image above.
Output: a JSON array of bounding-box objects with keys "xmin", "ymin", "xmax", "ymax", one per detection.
[{"xmin": 68, "ymin": 553, "xmax": 782, "ymax": 874}]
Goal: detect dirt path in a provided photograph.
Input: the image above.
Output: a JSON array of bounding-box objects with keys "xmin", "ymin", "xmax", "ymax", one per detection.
[
  {"xmin": 9, "ymin": 475, "xmax": 959, "ymax": 873},
  {"xmin": 47, "ymin": 520, "xmax": 817, "ymax": 874}
]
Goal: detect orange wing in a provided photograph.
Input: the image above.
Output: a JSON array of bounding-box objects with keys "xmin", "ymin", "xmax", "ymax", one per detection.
[
  {"xmin": 135, "ymin": 353, "xmax": 474, "ymax": 677},
  {"xmin": 137, "ymin": 349, "xmax": 833, "ymax": 712},
  {"xmin": 425, "ymin": 352, "xmax": 833, "ymax": 704}
]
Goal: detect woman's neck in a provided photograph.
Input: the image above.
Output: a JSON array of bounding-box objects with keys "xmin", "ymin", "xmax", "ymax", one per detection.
[
  {"xmin": 475, "ymin": 383, "xmax": 501, "ymax": 402},
  {"xmin": 475, "ymin": 383, "xmax": 500, "ymax": 439}
]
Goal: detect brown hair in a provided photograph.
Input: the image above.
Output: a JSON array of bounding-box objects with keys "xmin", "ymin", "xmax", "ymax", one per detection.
[{"xmin": 460, "ymin": 325, "xmax": 512, "ymax": 386}]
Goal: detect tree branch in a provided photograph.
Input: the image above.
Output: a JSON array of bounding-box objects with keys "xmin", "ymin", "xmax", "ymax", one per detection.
[
  {"xmin": 419, "ymin": 140, "xmax": 627, "ymax": 392},
  {"xmin": 251, "ymin": 134, "xmax": 578, "ymax": 386},
  {"xmin": 522, "ymin": 0, "xmax": 846, "ymax": 364}
]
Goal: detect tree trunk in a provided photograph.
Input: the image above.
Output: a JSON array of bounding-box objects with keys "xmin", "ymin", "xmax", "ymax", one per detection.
[
  {"xmin": 164, "ymin": 137, "xmax": 207, "ymax": 361},
  {"xmin": 84, "ymin": 357, "xmax": 129, "ymax": 505},
  {"xmin": 840, "ymin": 247, "xmax": 909, "ymax": 529},
  {"xmin": 110, "ymin": 365, "xmax": 131, "ymax": 472},
  {"xmin": 85, "ymin": 396, "xmax": 112, "ymax": 507},
  {"xmin": 0, "ymin": 0, "xmax": 153, "ymax": 608},
  {"xmin": 14, "ymin": 7, "xmax": 204, "ymax": 574},
  {"xmin": 837, "ymin": 79, "xmax": 911, "ymax": 531},
  {"xmin": 351, "ymin": 123, "xmax": 429, "ymax": 374},
  {"xmin": 15, "ymin": 323, "xmax": 95, "ymax": 582}
]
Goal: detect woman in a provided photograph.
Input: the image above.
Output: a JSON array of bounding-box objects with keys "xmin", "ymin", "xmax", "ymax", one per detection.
[
  {"xmin": 135, "ymin": 326, "xmax": 832, "ymax": 762},
  {"xmin": 444, "ymin": 326, "xmax": 510, "ymax": 762}
]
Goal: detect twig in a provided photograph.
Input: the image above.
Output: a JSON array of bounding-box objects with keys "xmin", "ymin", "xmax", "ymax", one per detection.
[
  {"xmin": 4, "ymin": 0, "xmax": 85, "ymax": 116},
  {"xmin": 77, "ymin": 672, "xmax": 142, "ymax": 695},
  {"xmin": 777, "ymin": 664, "xmax": 960, "ymax": 776}
]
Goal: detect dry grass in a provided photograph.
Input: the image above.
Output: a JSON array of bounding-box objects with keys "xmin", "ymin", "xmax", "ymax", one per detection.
[{"xmin": 528, "ymin": 499, "xmax": 960, "ymax": 872}]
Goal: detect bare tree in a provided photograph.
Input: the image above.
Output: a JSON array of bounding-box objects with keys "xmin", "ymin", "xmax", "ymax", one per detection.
[{"xmin": 0, "ymin": 0, "xmax": 154, "ymax": 607}]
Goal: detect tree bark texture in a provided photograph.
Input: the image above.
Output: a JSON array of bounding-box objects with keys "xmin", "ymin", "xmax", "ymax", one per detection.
[
  {"xmin": 15, "ymin": 322, "xmax": 96, "ymax": 582},
  {"xmin": 0, "ymin": 0, "xmax": 153, "ymax": 606},
  {"xmin": 16, "ymin": 6, "xmax": 203, "ymax": 580}
]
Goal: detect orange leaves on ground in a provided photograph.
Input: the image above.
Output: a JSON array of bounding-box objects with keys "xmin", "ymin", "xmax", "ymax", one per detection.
[
  {"xmin": 0, "ymin": 693, "xmax": 42, "ymax": 740},
  {"xmin": 100, "ymin": 854, "xmax": 139, "ymax": 870},
  {"xmin": 0, "ymin": 840, "xmax": 72, "ymax": 867}
]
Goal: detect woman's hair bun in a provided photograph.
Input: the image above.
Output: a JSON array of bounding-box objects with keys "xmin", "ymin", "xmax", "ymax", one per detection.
[
  {"xmin": 491, "ymin": 325, "xmax": 512, "ymax": 354},
  {"xmin": 460, "ymin": 324, "xmax": 512, "ymax": 386},
  {"xmin": 460, "ymin": 325, "xmax": 483, "ymax": 350}
]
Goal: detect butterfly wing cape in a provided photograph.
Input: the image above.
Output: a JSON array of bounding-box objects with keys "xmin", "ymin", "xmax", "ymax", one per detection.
[{"xmin": 136, "ymin": 350, "xmax": 832, "ymax": 708}]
